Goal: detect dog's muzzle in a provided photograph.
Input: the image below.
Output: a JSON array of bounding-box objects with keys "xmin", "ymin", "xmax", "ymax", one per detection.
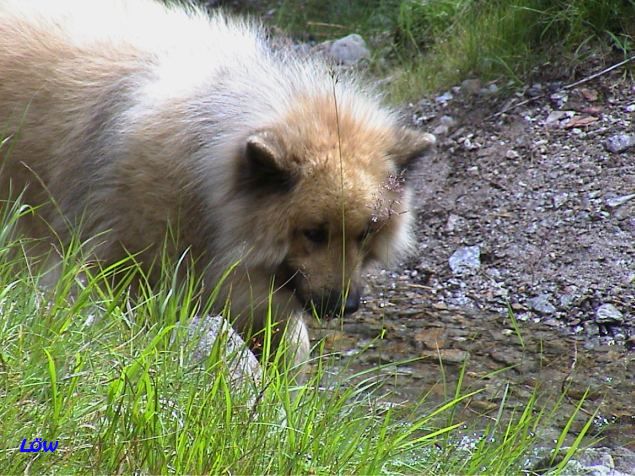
[{"xmin": 305, "ymin": 287, "xmax": 361, "ymax": 319}]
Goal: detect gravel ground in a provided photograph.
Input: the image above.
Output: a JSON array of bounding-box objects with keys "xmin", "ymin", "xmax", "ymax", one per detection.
[{"xmin": 393, "ymin": 62, "xmax": 634, "ymax": 350}]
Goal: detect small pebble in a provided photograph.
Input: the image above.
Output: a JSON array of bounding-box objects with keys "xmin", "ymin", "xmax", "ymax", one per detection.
[
  {"xmin": 461, "ymin": 78, "xmax": 482, "ymax": 95},
  {"xmin": 435, "ymin": 91, "xmax": 453, "ymax": 104},
  {"xmin": 505, "ymin": 149, "xmax": 520, "ymax": 159},
  {"xmin": 527, "ymin": 294, "xmax": 556, "ymax": 314},
  {"xmin": 449, "ymin": 246, "xmax": 481, "ymax": 275}
]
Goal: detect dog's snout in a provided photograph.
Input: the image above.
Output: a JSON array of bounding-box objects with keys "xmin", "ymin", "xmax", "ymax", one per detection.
[{"xmin": 307, "ymin": 288, "xmax": 361, "ymax": 319}]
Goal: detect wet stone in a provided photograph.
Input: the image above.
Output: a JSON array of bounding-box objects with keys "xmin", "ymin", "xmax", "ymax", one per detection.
[
  {"xmin": 421, "ymin": 349, "xmax": 469, "ymax": 365},
  {"xmin": 413, "ymin": 327, "xmax": 447, "ymax": 349},
  {"xmin": 562, "ymin": 448, "xmax": 617, "ymax": 476},
  {"xmin": 489, "ymin": 349, "xmax": 523, "ymax": 367}
]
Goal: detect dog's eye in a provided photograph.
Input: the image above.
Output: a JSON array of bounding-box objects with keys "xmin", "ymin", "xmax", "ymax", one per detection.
[
  {"xmin": 357, "ymin": 231, "xmax": 368, "ymax": 243},
  {"xmin": 303, "ymin": 227, "xmax": 328, "ymax": 244},
  {"xmin": 357, "ymin": 227, "xmax": 372, "ymax": 243}
]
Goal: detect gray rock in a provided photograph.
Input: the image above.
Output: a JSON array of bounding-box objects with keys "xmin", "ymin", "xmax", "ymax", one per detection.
[
  {"xmin": 439, "ymin": 115, "xmax": 457, "ymax": 128},
  {"xmin": 526, "ymin": 83, "xmax": 543, "ymax": 97},
  {"xmin": 527, "ymin": 294, "xmax": 556, "ymax": 314},
  {"xmin": 613, "ymin": 447, "xmax": 635, "ymax": 474},
  {"xmin": 178, "ymin": 315, "xmax": 262, "ymax": 387},
  {"xmin": 505, "ymin": 149, "xmax": 520, "ymax": 160},
  {"xmin": 449, "ymin": 245, "xmax": 481, "ymax": 274},
  {"xmin": 445, "ymin": 213, "xmax": 464, "ymax": 232},
  {"xmin": 327, "ymin": 34, "xmax": 370, "ymax": 66},
  {"xmin": 545, "ymin": 110, "xmax": 571, "ymax": 125},
  {"xmin": 584, "ymin": 321, "xmax": 600, "ymax": 337},
  {"xmin": 595, "ymin": 303, "xmax": 624, "ymax": 323},
  {"xmin": 421, "ymin": 349, "xmax": 469, "ymax": 364},
  {"xmin": 605, "ymin": 194, "xmax": 635, "ymax": 209},
  {"xmin": 480, "ymin": 83, "xmax": 499, "ymax": 95},
  {"xmin": 552, "ymin": 192, "xmax": 570, "ymax": 209},
  {"xmin": 433, "ymin": 124, "xmax": 449, "ymax": 136},
  {"xmin": 460, "ymin": 78, "xmax": 481, "ymax": 95},
  {"xmin": 605, "ymin": 134, "xmax": 635, "ymax": 153},
  {"xmin": 559, "ymin": 291, "xmax": 577, "ymax": 307},
  {"xmin": 550, "ymin": 92, "xmax": 568, "ymax": 108},
  {"xmin": 562, "ymin": 447, "xmax": 635, "ymax": 476}
]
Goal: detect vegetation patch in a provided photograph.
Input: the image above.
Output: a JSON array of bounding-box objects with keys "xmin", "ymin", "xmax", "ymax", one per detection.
[
  {"xmin": 0, "ymin": 200, "xmax": 597, "ymax": 473},
  {"xmin": 263, "ymin": 0, "xmax": 634, "ymax": 99}
]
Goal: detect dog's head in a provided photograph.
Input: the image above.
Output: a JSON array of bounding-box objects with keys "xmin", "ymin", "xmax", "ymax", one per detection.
[{"xmin": 236, "ymin": 96, "xmax": 435, "ymax": 319}]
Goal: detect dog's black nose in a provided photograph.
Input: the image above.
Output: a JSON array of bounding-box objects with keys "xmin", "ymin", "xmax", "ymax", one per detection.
[
  {"xmin": 311, "ymin": 288, "xmax": 361, "ymax": 318},
  {"xmin": 343, "ymin": 289, "xmax": 360, "ymax": 315}
]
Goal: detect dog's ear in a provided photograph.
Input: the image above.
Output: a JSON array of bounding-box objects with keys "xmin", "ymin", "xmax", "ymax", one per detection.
[
  {"xmin": 389, "ymin": 128, "xmax": 436, "ymax": 173},
  {"xmin": 243, "ymin": 130, "xmax": 298, "ymax": 193}
]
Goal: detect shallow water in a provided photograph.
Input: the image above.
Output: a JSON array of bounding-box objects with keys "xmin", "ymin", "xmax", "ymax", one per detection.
[{"xmin": 312, "ymin": 293, "xmax": 634, "ymax": 451}]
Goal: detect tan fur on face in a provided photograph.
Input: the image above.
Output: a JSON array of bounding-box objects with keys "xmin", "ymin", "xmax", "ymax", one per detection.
[
  {"xmin": 275, "ymin": 96, "xmax": 412, "ymax": 289},
  {"xmin": 0, "ymin": 0, "xmax": 435, "ymax": 368}
]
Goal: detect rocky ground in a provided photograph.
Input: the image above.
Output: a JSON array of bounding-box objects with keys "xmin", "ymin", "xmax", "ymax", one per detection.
[
  {"xmin": 273, "ymin": 26, "xmax": 634, "ymax": 350},
  {"xmin": 392, "ymin": 61, "xmax": 634, "ymax": 350},
  {"xmin": 185, "ymin": 11, "xmax": 635, "ymax": 469}
]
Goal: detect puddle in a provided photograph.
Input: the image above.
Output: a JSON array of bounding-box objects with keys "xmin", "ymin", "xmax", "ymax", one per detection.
[{"xmin": 312, "ymin": 290, "xmax": 634, "ymax": 451}]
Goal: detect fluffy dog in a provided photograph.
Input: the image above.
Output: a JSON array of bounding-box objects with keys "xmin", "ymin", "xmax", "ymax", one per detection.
[{"xmin": 0, "ymin": 0, "xmax": 435, "ymax": 367}]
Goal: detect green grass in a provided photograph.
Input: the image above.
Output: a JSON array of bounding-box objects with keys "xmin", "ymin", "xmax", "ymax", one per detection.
[
  {"xmin": 258, "ymin": 0, "xmax": 635, "ymax": 100},
  {"xmin": 0, "ymin": 200, "xmax": 599, "ymax": 473}
]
